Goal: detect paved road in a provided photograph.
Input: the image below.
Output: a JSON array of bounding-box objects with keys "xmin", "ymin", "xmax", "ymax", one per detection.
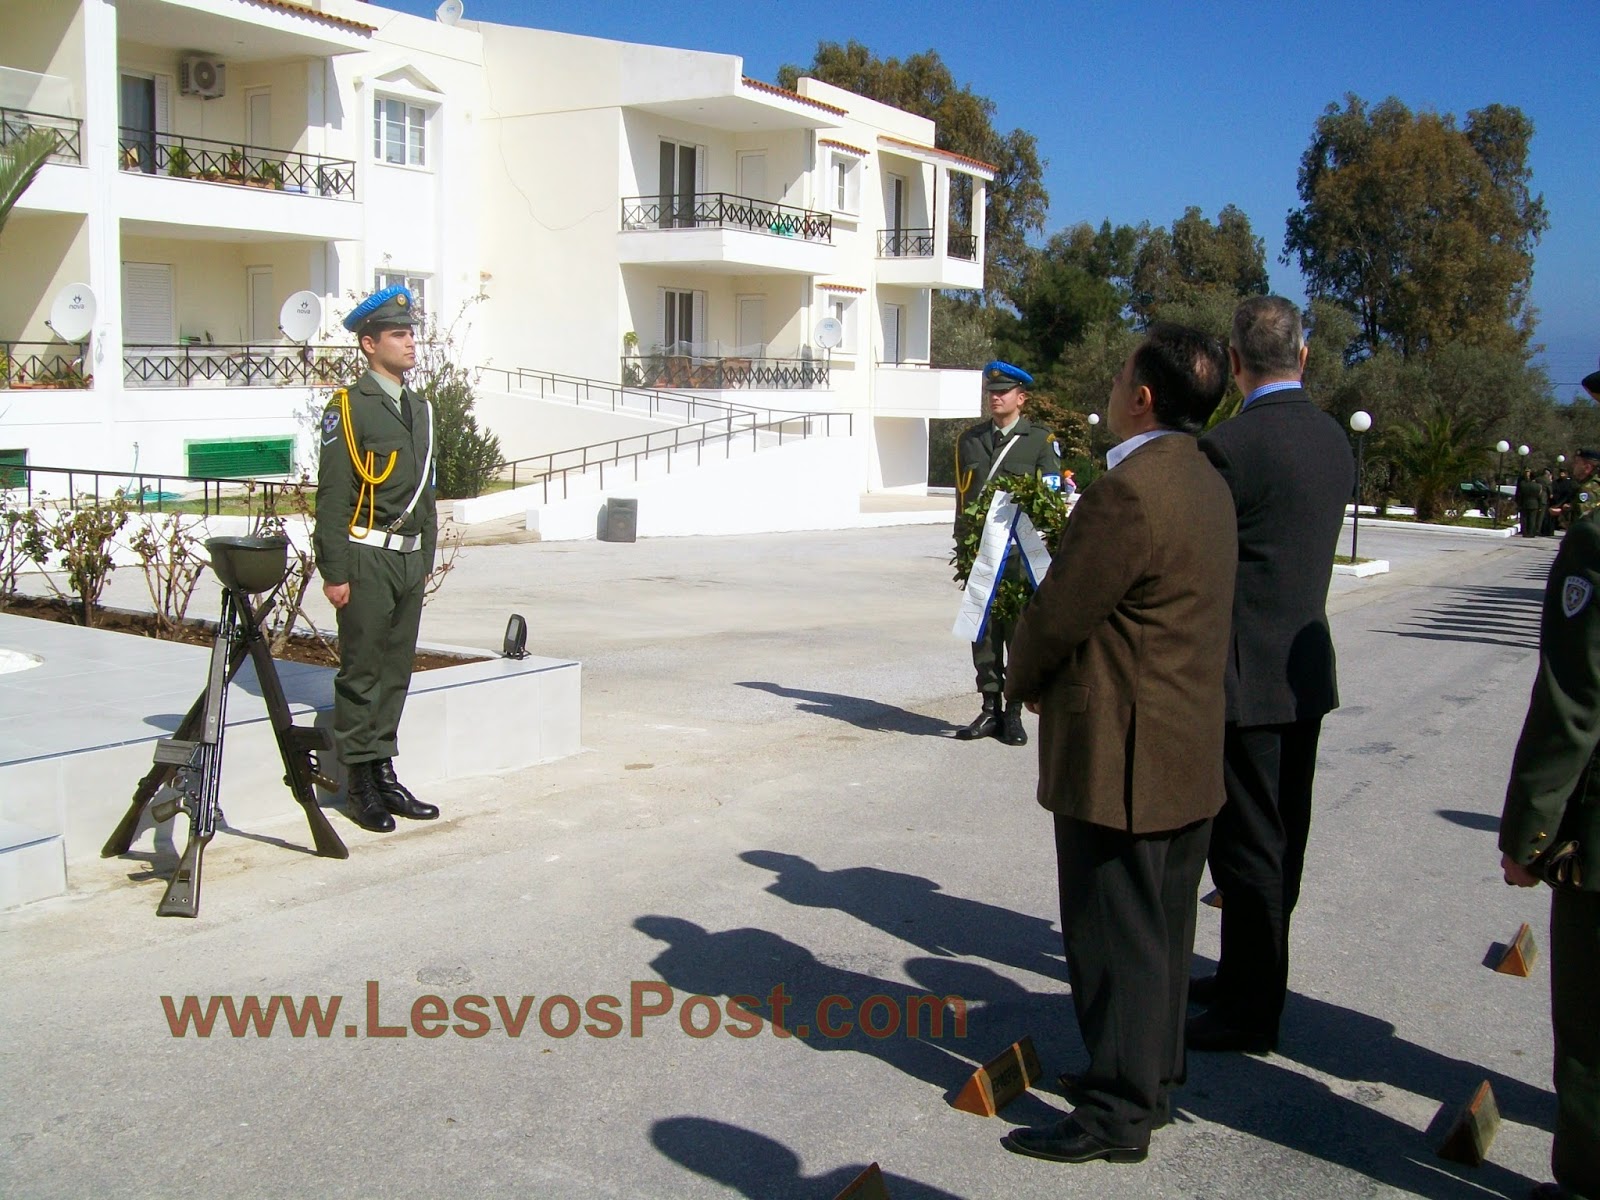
[{"xmin": 0, "ymin": 522, "xmax": 1566, "ymax": 1199}]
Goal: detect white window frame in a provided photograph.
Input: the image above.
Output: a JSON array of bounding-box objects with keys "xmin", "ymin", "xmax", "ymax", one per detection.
[
  {"xmin": 827, "ymin": 294, "xmax": 858, "ymax": 355},
  {"xmin": 658, "ymin": 287, "xmax": 707, "ymax": 353},
  {"xmin": 375, "ymin": 270, "xmax": 428, "ymax": 318},
  {"xmin": 829, "ymin": 150, "xmax": 862, "ymax": 216},
  {"xmin": 373, "ymin": 96, "xmax": 430, "ymax": 168}
]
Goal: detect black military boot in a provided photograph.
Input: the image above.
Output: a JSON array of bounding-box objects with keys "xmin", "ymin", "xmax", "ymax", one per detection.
[
  {"xmin": 344, "ymin": 762, "xmax": 396, "ymax": 832},
  {"xmin": 955, "ymin": 695, "xmax": 1002, "ymax": 740},
  {"xmin": 1000, "ymin": 702, "xmax": 1029, "ymax": 746},
  {"xmin": 372, "ymin": 759, "xmax": 439, "ymax": 820}
]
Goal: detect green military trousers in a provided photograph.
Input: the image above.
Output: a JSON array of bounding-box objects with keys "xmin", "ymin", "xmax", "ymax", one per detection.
[
  {"xmin": 333, "ymin": 541, "xmax": 426, "ymax": 765},
  {"xmin": 971, "ymin": 612, "xmax": 1014, "ymax": 695},
  {"xmin": 1551, "ymin": 887, "xmax": 1600, "ymax": 1198}
]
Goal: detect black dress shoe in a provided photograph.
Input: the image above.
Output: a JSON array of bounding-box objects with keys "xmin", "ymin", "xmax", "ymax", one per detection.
[
  {"xmin": 1185, "ymin": 1008, "xmax": 1276, "ymax": 1055},
  {"xmin": 372, "ymin": 759, "xmax": 439, "ymax": 820},
  {"xmin": 1001, "ymin": 1117, "xmax": 1147, "ymax": 1164},
  {"xmin": 1188, "ymin": 973, "xmax": 1219, "ymax": 1006},
  {"xmin": 955, "ymin": 698, "xmax": 1001, "ymax": 741},
  {"xmin": 999, "ymin": 703, "xmax": 1028, "ymax": 746},
  {"xmin": 344, "ymin": 762, "xmax": 396, "ymax": 833}
]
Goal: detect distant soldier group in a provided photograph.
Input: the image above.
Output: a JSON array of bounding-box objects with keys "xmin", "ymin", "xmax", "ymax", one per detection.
[{"xmin": 1519, "ymin": 451, "xmax": 1600, "ymax": 538}]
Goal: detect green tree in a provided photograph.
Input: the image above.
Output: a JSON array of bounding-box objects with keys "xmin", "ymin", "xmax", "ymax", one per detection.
[
  {"xmin": 420, "ymin": 362, "xmax": 502, "ymax": 499},
  {"xmin": 1130, "ymin": 205, "xmax": 1269, "ymax": 327},
  {"xmin": 1285, "ymin": 95, "xmax": 1548, "ymax": 358},
  {"xmin": 0, "ymin": 126, "xmax": 57, "ymax": 237},
  {"xmin": 1382, "ymin": 414, "xmax": 1488, "ymax": 522},
  {"xmin": 778, "ymin": 41, "xmax": 1047, "ymax": 299}
]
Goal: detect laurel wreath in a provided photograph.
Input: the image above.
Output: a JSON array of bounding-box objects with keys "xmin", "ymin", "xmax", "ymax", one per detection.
[{"xmin": 949, "ymin": 474, "xmax": 1072, "ymax": 627}]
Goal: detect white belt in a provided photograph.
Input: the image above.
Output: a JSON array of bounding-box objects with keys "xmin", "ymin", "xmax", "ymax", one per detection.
[{"xmin": 353, "ymin": 531, "xmax": 421, "ymax": 553}]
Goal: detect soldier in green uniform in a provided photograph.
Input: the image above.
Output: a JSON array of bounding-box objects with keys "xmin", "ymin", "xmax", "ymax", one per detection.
[
  {"xmin": 1498, "ymin": 440, "xmax": 1600, "ymax": 1200},
  {"xmin": 953, "ymin": 361, "xmax": 1062, "ymax": 745},
  {"xmin": 1570, "ymin": 447, "xmax": 1599, "ymax": 523},
  {"xmin": 314, "ymin": 285, "xmax": 439, "ymax": 832}
]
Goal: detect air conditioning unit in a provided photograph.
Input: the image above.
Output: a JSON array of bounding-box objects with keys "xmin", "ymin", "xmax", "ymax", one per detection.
[{"xmin": 181, "ymin": 56, "xmax": 226, "ymax": 99}]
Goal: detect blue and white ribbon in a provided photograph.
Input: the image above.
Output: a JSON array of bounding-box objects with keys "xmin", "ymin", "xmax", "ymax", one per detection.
[{"xmin": 953, "ymin": 490, "xmax": 1054, "ymax": 642}]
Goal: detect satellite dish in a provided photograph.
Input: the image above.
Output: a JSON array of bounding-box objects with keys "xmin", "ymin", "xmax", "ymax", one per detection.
[
  {"xmin": 278, "ymin": 291, "xmax": 323, "ymax": 342},
  {"xmin": 435, "ymin": 0, "xmax": 464, "ymax": 23},
  {"xmin": 814, "ymin": 316, "xmax": 843, "ymax": 350},
  {"xmin": 47, "ymin": 283, "xmax": 96, "ymax": 342}
]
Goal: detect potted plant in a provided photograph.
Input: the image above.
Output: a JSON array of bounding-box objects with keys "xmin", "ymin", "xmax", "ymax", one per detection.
[
  {"xmin": 224, "ymin": 147, "xmax": 245, "ymax": 182},
  {"xmin": 251, "ymin": 159, "xmax": 285, "ymax": 189}
]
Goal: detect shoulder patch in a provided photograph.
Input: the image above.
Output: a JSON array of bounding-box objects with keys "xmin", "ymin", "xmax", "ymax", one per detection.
[
  {"xmin": 322, "ymin": 408, "xmax": 341, "ymax": 434},
  {"xmin": 1563, "ymin": 576, "xmax": 1593, "ymax": 619}
]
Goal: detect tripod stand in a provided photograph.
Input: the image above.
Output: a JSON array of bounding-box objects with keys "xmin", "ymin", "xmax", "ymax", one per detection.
[{"xmin": 102, "ymin": 536, "xmax": 348, "ymax": 917}]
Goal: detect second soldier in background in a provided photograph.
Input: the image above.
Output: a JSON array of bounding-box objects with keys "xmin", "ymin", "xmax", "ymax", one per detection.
[{"xmin": 953, "ymin": 362, "xmax": 1062, "ymax": 746}]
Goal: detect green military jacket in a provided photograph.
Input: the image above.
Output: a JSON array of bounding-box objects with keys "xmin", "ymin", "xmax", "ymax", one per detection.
[
  {"xmin": 954, "ymin": 415, "xmax": 1062, "ymax": 521},
  {"xmin": 313, "ymin": 370, "xmax": 437, "ymax": 586},
  {"xmin": 1500, "ymin": 509, "xmax": 1600, "ymax": 890}
]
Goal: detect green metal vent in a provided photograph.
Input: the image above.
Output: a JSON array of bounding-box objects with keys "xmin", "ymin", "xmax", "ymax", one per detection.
[
  {"xmin": 185, "ymin": 437, "xmax": 294, "ymax": 479},
  {"xmin": 0, "ymin": 448, "xmax": 26, "ymax": 489}
]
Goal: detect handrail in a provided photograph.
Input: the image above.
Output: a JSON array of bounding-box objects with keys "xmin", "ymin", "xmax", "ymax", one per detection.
[
  {"xmin": 116, "ymin": 127, "xmax": 356, "ymax": 199},
  {"xmin": 477, "ymin": 363, "xmax": 789, "ymax": 424},
  {"xmin": 620, "ymin": 354, "xmax": 829, "ymax": 392},
  {"xmin": 878, "ymin": 228, "xmax": 935, "ymax": 257},
  {"xmin": 1, "ymin": 463, "xmax": 305, "ymax": 517},
  {"xmin": 123, "ymin": 343, "xmax": 363, "ymax": 389},
  {"xmin": 947, "ymin": 231, "xmax": 978, "ymax": 261},
  {"xmin": 2, "ymin": 340, "xmax": 89, "ymax": 388},
  {"xmin": 622, "ymin": 191, "xmax": 833, "ymax": 243},
  {"xmin": 0, "ymin": 106, "xmax": 82, "ymax": 163},
  {"xmin": 497, "ymin": 411, "xmax": 855, "ymax": 504}
]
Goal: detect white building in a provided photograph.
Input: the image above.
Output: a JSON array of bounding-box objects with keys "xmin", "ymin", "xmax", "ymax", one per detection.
[{"xmin": 1, "ymin": 0, "xmax": 989, "ymax": 497}]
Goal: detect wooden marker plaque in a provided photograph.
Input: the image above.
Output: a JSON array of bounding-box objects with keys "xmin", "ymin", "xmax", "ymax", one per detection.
[
  {"xmin": 832, "ymin": 1162, "xmax": 890, "ymax": 1200},
  {"xmin": 1491, "ymin": 922, "xmax": 1537, "ymax": 976},
  {"xmin": 951, "ymin": 1036, "xmax": 1042, "ymax": 1116},
  {"xmin": 1436, "ymin": 1080, "xmax": 1500, "ymax": 1166}
]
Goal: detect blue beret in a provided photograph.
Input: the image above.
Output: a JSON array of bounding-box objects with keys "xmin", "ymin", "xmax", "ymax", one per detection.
[
  {"xmin": 342, "ymin": 284, "xmax": 417, "ymax": 333},
  {"xmin": 983, "ymin": 361, "xmax": 1033, "ymax": 391}
]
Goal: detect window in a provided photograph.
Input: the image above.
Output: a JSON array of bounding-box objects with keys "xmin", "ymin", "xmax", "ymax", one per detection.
[
  {"xmin": 828, "ymin": 295, "xmax": 857, "ymax": 353},
  {"xmin": 374, "ymin": 98, "xmax": 428, "ymax": 167},
  {"xmin": 0, "ymin": 449, "xmax": 26, "ymax": 489},
  {"xmin": 375, "ymin": 271, "xmax": 427, "ymax": 317},
  {"xmin": 829, "ymin": 151, "xmax": 861, "ymax": 215},
  {"xmin": 660, "ymin": 288, "xmax": 706, "ymax": 352}
]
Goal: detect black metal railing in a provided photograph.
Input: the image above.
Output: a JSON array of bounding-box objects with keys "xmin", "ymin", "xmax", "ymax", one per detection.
[
  {"xmin": 2, "ymin": 341, "xmax": 89, "ymax": 389},
  {"xmin": 479, "ymin": 364, "xmax": 784, "ymax": 425},
  {"xmin": 116, "ymin": 128, "xmax": 356, "ymax": 199},
  {"xmin": 496, "ymin": 411, "xmax": 854, "ymax": 501},
  {"xmin": 619, "ymin": 354, "xmax": 829, "ymax": 391},
  {"xmin": 0, "ymin": 106, "xmax": 82, "ymax": 163},
  {"xmin": 123, "ymin": 343, "xmax": 364, "ymax": 389},
  {"xmin": 621, "ymin": 192, "xmax": 833, "ymax": 242},
  {"xmin": 948, "ymin": 231, "xmax": 978, "ymax": 261},
  {"xmin": 878, "ymin": 228, "xmax": 935, "ymax": 257},
  {"xmin": 2, "ymin": 463, "xmax": 304, "ymax": 517}
]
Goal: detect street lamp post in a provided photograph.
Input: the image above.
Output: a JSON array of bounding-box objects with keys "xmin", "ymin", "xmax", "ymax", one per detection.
[
  {"xmin": 1349, "ymin": 410, "xmax": 1372, "ymax": 561},
  {"xmin": 1494, "ymin": 440, "xmax": 1511, "ymax": 526},
  {"xmin": 1087, "ymin": 412, "xmax": 1101, "ymax": 482}
]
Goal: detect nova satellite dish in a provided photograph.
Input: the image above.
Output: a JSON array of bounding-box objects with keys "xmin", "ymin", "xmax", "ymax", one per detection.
[
  {"xmin": 435, "ymin": 0, "xmax": 464, "ymax": 24},
  {"xmin": 47, "ymin": 283, "xmax": 96, "ymax": 343},
  {"xmin": 278, "ymin": 290, "xmax": 323, "ymax": 342},
  {"xmin": 814, "ymin": 316, "xmax": 843, "ymax": 350}
]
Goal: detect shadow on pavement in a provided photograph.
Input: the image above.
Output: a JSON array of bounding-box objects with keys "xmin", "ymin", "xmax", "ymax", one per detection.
[
  {"xmin": 651, "ymin": 1116, "xmax": 967, "ymax": 1200},
  {"xmin": 735, "ymin": 681, "xmax": 959, "ymax": 737},
  {"xmin": 1383, "ymin": 583, "xmax": 1543, "ymax": 649},
  {"xmin": 633, "ymin": 915, "xmax": 1062, "ymax": 1126},
  {"xmin": 1436, "ymin": 808, "xmax": 1502, "ymax": 833},
  {"xmin": 741, "ymin": 851, "xmax": 1069, "ymax": 983}
]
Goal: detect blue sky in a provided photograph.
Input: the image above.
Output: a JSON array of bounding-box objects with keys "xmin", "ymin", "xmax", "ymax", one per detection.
[{"xmin": 378, "ymin": 0, "xmax": 1597, "ymax": 398}]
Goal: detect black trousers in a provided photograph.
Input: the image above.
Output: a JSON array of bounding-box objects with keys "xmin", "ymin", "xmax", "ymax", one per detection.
[
  {"xmin": 1205, "ymin": 719, "xmax": 1322, "ymax": 1036},
  {"xmin": 1054, "ymin": 813, "xmax": 1212, "ymax": 1147},
  {"xmin": 1552, "ymin": 887, "xmax": 1600, "ymax": 1197}
]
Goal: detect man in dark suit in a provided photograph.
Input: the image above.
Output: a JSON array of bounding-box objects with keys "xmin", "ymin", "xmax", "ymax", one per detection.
[
  {"xmin": 1186, "ymin": 295, "xmax": 1354, "ymax": 1054},
  {"xmin": 1000, "ymin": 325, "xmax": 1236, "ymax": 1165}
]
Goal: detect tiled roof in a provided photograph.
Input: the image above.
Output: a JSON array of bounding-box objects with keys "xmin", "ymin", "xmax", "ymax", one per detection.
[
  {"xmin": 818, "ymin": 138, "xmax": 869, "ymax": 157},
  {"xmin": 741, "ymin": 77, "xmax": 848, "ymax": 116},
  {"xmin": 817, "ymin": 283, "xmax": 866, "ymax": 294},
  {"xmin": 878, "ymin": 135, "xmax": 996, "ymax": 175},
  {"xmin": 246, "ymin": 0, "xmax": 376, "ymax": 34}
]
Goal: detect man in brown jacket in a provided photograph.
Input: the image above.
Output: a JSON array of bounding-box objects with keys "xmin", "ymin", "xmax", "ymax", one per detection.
[{"xmin": 1001, "ymin": 324, "xmax": 1238, "ymax": 1165}]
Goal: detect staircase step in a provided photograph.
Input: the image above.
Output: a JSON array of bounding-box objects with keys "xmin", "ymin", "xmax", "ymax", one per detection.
[{"xmin": 0, "ymin": 821, "xmax": 68, "ymax": 909}]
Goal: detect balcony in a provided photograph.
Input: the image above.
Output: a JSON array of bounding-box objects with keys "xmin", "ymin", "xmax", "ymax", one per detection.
[
  {"xmin": 1, "ymin": 106, "xmax": 82, "ymax": 165},
  {"xmin": 117, "ymin": 130, "xmax": 355, "ymax": 199},
  {"xmin": 873, "ymin": 363, "xmax": 983, "ymax": 418},
  {"xmin": 123, "ymin": 343, "xmax": 363, "ymax": 389},
  {"xmin": 618, "ymin": 192, "xmax": 837, "ymax": 275},
  {"xmin": 875, "ymin": 228, "xmax": 983, "ymax": 290},
  {"xmin": 2, "ymin": 342, "xmax": 90, "ymax": 390},
  {"xmin": 621, "ymin": 351, "xmax": 829, "ymax": 391}
]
